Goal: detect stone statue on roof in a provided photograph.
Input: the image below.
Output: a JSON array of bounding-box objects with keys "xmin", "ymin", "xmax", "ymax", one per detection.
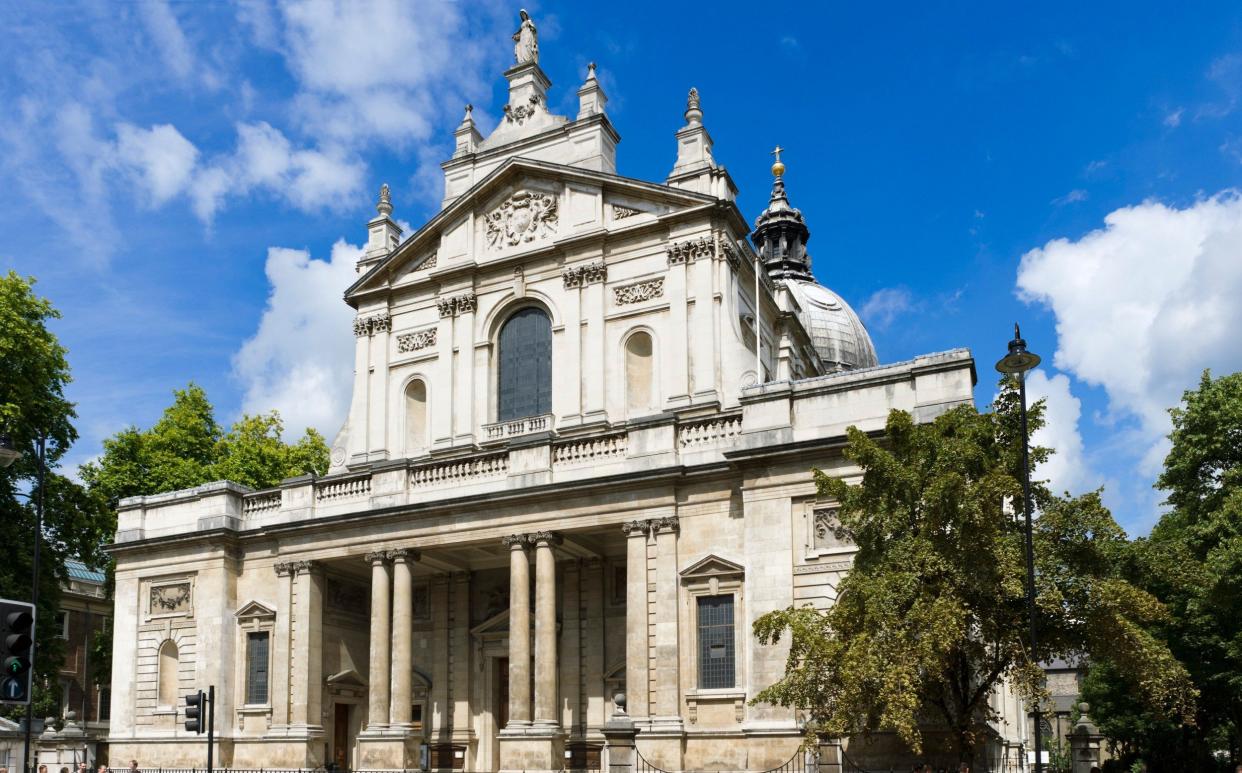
[{"xmin": 513, "ymin": 9, "xmax": 538, "ymax": 64}]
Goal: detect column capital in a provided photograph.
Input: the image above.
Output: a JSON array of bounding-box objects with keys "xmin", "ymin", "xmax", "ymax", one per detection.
[
  {"xmin": 502, "ymin": 534, "xmax": 529, "ymax": 550},
  {"xmin": 651, "ymin": 515, "xmax": 680, "ymax": 534},
  {"xmin": 527, "ymin": 530, "xmax": 562, "ymax": 547},
  {"xmin": 621, "ymin": 520, "xmax": 650, "ymax": 537},
  {"xmin": 388, "ymin": 548, "xmax": 420, "ymax": 564},
  {"xmin": 364, "ymin": 550, "xmax": 390, "ymax": 566},
  {"xmin": 275, "ymin": 559, "xmax": 319, "ymax": 577}
]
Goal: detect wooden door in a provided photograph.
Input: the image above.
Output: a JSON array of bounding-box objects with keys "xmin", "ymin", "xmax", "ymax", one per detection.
[{"xmin": 333, "ymin": 703, "xmax": 349, "ymax": 770}]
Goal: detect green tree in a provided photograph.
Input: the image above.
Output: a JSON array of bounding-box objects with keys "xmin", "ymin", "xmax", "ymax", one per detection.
[
  {"xmin": 752, "ymin": 381, "xmax": 1195, "ymax": 764},
  {"xmin": 80, "ymin": 384, "xmax": 329, "ymax": 507},
  {"xmin": 79, "ymin": 384, "xmax": 330, "ymax": 699},
  {"xmin": 0, "ymin": 272, "xmax": 114, "ymax": 722},
  {"xmin": 1084, "ymin": 370, "xmax": 1242, "ymax": 770}
]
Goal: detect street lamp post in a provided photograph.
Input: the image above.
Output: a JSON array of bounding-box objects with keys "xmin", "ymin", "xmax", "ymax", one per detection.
[
  {"xmin": 995, "ymin": 325, "xmax": 1043, "ymax": 773},
  {"xmin": 0, "ymin": 432, "xmax": 46, "ymax": 773}
]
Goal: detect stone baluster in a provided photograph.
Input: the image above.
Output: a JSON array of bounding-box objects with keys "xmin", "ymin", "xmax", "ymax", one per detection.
[
  {"xmin": 389, "ymin": 548, "xmax": 419, "ymax": 728},
  {"xmin": 531, "ymin": 531, "xmax": 561, "ymax": 727},
  {"xmin": 503, "ymin": 534, "xmax": 532, "ymax": 727},
  {"xmin": 365, "ymin": 551, "xmax": 392, "ymax": 729}
]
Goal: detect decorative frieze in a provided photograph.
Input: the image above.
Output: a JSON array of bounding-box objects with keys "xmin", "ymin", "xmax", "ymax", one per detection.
[
  {"xmin": 485, "ymin": 189, "xmax": 558, "ymax": 248},
  {"xmin": 437, "ymin": 292, "xmax": 478, "ymax": 318},
  {"xmin": 666, "ymin": 236, "xmax": 715, "ymax": 266},
  {"xmin": 613, "ymin": 277, "xmax": 664, "ymax": 305},
  {"xmin": 353, "ymin": 312, "xmax": 391, "ymax": 337},
  {"xmin": 397, "ymin": 327, "xmax": 438, "ymax": 353},
  {"xmin": 562, "ymin": 260, "xmax": 608, "ymax": 288},
  {"xmin": 612, "ymin": 204, "xmax": 642, "ymax": 220},
  {"xmin": 413, "ymin": 252, "xmax": 437, "ymax": 272}
]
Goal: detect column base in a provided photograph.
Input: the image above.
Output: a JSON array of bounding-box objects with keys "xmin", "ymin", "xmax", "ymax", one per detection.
[
  {"xmin": 499, "ymin": 725, "xmax": 565, "ymax": 772},
  {"xmin": 356, "ymin": 728, "xmax": 421, "ymax": 769}
]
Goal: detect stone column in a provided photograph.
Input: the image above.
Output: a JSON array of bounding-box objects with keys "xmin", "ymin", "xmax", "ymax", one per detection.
[
  {"xmin": 621, "ymin": 521, "xmax": 650, "ymax": 719},
  {"xmin": 366, "ymin": 551, "xmax": 392, "ymax": 729},
  {"xmin": 272, "ymin": 562, "xmax": 295, "ymax": 729},
  {"xmin": 531, "ymin": 531, "xmax": 561, "ymax": 727},
  {"xmin": 503, "ymin": 534, "xmax": 532, "ymax": 727},
  {"xmin": 389, "ymin": 549, "xmax": 418, "ymax": 728}
]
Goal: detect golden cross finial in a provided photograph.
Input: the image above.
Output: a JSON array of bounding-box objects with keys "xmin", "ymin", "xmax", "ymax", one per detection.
[{"xmin": 770, "ymin": 145, "xmax": 786, "ymax": 177}]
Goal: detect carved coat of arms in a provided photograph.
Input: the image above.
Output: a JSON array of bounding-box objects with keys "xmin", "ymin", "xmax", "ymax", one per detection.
[{"xmin": 486, "ymin": 190, "xmax": 558, "ymax": 249}]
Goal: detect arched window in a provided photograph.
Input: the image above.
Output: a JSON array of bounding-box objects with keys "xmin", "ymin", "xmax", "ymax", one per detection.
[
  {"xmin": 405, "ymin": 380, "xmax": 428, "ymax": 455},
  {"xmin": 497, "ymin": 307, "xmax": 552, "ymax": 421},
  {"xmin": 625, "ymin": 331, "xmax": 654, "ymax": 415},
  {"xmin": 158, "ymin": 639, "xmax": 179, "ymax": 707}
]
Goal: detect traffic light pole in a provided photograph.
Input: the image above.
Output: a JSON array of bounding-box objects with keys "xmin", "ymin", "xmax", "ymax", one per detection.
[
  {"xmin": 207, "ymin": 685, "xmax": 214, "ymax": 773},
  {"xmin": 22, "ymin": 433, "xmax": 45, "ymax": 773}
]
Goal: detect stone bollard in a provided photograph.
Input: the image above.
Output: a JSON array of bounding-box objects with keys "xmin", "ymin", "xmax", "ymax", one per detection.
[
  {"xmin": 602, "ymin": 693, "xmax": 639, "ymax": 773},
  {"xmin": 1067, "ymin": 702, "xmax": 1104, "ymax": 773}
]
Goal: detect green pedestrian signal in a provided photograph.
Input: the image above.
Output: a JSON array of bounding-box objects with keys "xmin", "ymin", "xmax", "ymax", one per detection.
[{"xmin": 0, "ymin": 598, "xmax": 35, "ymax": 706}]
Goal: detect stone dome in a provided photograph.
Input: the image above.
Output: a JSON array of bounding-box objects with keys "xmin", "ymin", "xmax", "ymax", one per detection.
[{"xmin": 785, "ymin": 279, "xmax": 878, "ymax": 372}]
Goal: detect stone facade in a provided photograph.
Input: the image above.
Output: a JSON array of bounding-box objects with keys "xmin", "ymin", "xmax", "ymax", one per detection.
[{"xmin": 105, "ymin": 15, "xmax": 1025, "ymax": 773}]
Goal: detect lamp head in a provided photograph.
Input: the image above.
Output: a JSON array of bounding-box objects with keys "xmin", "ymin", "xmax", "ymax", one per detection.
[
  {"xmin": 0, "ymin": 435, "xmax": 20, "ymax": 468},
  {"xmin": 995, "ymin": 323, "xmax": 1041, "ymax": 377}
]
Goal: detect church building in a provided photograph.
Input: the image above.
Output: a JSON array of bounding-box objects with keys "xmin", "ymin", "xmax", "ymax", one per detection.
[{"xmin": 106, "ymin": 14, "xmax": 1026, "ymax": 773}]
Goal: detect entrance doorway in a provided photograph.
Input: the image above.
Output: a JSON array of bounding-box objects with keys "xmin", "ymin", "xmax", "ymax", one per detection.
[
  {"xmin": 333, "ymin": 703, "xmax": 350, "ymax": 770},
  {"xmin": 490, "ymin": 657, "xmax": 509, "ymax": 772}
]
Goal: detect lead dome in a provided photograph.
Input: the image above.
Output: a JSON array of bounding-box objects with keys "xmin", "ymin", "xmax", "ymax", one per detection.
[{"xmin": 750, "ymin": 153, "xmax": 879, "ymax": 372}]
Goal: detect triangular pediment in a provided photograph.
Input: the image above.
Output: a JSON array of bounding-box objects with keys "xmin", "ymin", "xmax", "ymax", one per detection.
[
  {"xmin": 325, "ymin": 668, "xmax": 366, "ymax": 687},
  {"xmin": 470, "ymin": 608, "xmax": 510, "ymax": 637},
  {"xmin": 346, "ymin": 157, "xmax": 737, "ymax": 302},
  {"xmin": 679, "ymin": 554, "xmax": 745, "ymax": 583},
  {"xmin": 234, "ymin": 600, "xmax": 276, "ymax": 620}
]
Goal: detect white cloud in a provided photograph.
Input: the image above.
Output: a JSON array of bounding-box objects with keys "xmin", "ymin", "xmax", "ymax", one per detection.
[
  {"xmin": 1163, "ymin": 107, "xmax": 1184, "ymax": 128},
  {"xmin": 191, "ymin": 122, "xmax": 366, "ymax": 223},
  {"xmin": 860, "ymin": 287, "xmax": 914, "ymax": 330},
  {"xmin": 114, "ymin": 123, "xmax": 200, "ymax": 206},
  {"xmin": 1017, "ymin": 192, "xmax": 1242, "ymax": 474},
  {"xmin": 1051, "ymin": 188, "xmax": 1088, "ymax": 206},
  {"xmin": 137, "ymin": 0, "xmax": 195, "ymax": 81},
  {"xmin": 233, "ymin": 239, "xmax": 363, "ymax": 437},
  {"xmin": 1023, "ymin": 370, "xmax": 1091, "ymax": 495}
]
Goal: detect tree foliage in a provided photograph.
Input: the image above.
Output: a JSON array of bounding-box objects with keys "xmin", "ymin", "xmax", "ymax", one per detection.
[
  {"xmin": 753, "ymin": 380, "xmax": 1195, "ymax": 763},
  {"xmin": 0, "ymin": 272, "xmax": 114, "ymax": 720},
  {"xmin": 80, "ymin": 383, "xmax": 330, "ymax": 507},
  {"xmin": 1084, "ymin": 370, "xmax": 1242, "ymax": 770}
]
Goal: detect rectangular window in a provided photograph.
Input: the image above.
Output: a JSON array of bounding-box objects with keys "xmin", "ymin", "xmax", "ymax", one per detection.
[
  {"xmin": 58, "ymin": 611, "xmax": 69, "ymax": 639},
  {"xmin": 246, "ymin": 631, "xmax": 270, "ymax": 705},
  {"xmin": 98, "ymin": 686, "xmax": 111, "ymax": 721},
  {"xmin": 696, "ymin": 594, "xmax": 735, "ymax": 689}
]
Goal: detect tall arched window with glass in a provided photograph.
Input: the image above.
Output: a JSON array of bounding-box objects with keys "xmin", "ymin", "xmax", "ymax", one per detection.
[{"xmin": 497, "ymin": 307, "xmax": 552, "ymax": 421}]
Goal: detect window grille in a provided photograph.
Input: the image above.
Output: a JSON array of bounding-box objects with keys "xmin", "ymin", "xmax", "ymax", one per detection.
[
  {"xmin": 696, "ymin": 594, "xmax": 735, "ymax": 689},
  {"xmin": 246, "ymin": 631, "xmax": 270, "ymax": 704}
]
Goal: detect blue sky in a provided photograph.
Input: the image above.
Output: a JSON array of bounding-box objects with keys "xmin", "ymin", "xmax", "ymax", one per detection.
[{"xmin": 2, "ymin": 1, "xmax": 1240, "ymax": 535}]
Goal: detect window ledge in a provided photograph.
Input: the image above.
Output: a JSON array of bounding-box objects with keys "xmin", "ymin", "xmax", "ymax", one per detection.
[
  {"xmin": 237, "ymin": 705, "xmax": 272, "ymax": 714},
  {"xmin": 685, "ymin": 689, "xmax": 746, "ymax": 701},
  {"xmin": 151, "ymin": 707, "xmax": 178, "ymax": 716}
]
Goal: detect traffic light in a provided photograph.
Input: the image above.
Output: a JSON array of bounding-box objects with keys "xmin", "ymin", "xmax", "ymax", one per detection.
[
  {"xmin": 0, "ymin": 598, "xmax": 35, "ymax": 706},
  {"xmin": 185, "ymin": 690, "xmax": 205, "ymax": 733}
]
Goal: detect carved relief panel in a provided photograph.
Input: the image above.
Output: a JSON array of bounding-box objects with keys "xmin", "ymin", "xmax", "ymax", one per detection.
[{"xmin": 485, "ymin": 189, "xmax": 559, "ymax": 249}]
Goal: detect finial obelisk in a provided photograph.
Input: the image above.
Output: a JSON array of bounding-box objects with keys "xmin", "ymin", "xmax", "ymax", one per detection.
[{"xmin": 376, "ymin": 183, "xmax": 392, "ymax": 217}]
